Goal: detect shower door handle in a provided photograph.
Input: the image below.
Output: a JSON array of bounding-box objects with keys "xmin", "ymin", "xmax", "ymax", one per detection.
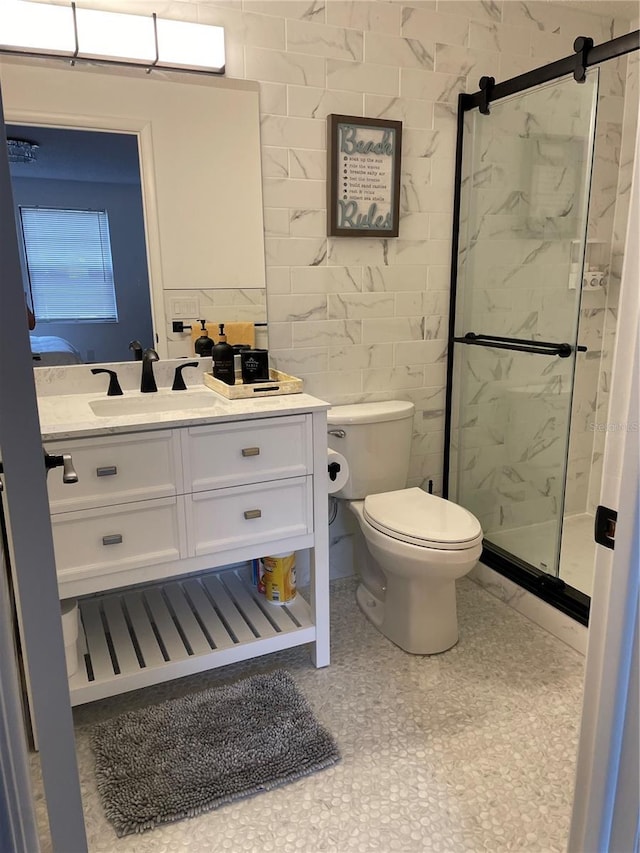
[{"xmin": 453, "ymin": 333, "xmax": 587, "ymax": 357}]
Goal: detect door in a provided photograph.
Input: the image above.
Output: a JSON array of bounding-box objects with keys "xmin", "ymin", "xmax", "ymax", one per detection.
[
  {"xmin": 447, "ymin": 72, "xmax": 599, "ymax": 578},
  {"xmin": 0, "ymin": 84, "xmax": 87, "ymax": 850}
]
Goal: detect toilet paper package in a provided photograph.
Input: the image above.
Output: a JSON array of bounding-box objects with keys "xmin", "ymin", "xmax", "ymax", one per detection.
[{"xmin": 327, "ymin": 448, "xmax": 349, "ymax": 494}]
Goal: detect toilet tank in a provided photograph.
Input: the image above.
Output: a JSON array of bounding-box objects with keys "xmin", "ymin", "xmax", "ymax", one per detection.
[{"xmin": 327, "ymin": 401, "xmax": 415, "ymax": 499}]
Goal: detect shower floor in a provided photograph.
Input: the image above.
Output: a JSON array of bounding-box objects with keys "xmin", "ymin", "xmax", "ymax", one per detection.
[{"xmin": 488, "ymin": 513, "xmax": 595, "ymax": 597}]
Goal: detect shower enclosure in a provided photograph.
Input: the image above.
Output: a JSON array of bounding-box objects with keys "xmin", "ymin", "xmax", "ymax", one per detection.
[{"xmin": 445, "ymin": 32, "xmax": 640, "ymax": 624}]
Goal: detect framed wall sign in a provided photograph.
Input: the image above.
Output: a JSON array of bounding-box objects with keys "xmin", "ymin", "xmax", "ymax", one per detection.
[{"xmin": 327, "ymin": 114, "xmax": 402, "ymax": 238}]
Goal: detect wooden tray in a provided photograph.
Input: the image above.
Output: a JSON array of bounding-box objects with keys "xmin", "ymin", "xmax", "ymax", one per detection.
[{"xmin": 203, "ymin": 369, "xmax": 303, "ymax": 399}]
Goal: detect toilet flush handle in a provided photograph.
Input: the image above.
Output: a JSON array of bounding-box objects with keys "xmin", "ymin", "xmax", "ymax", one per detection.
[{"xmin": 328, "ymin": 429, "xmax": 346, "ymax": 438}]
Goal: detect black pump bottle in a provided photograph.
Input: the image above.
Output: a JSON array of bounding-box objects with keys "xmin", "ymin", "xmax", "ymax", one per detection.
[
  {"xmin": 194, "ymin": 320, "xmax": 214, "ymax": 358},
  {"xmin": 212, "ymin": 323, "xmax": 235, "ymax": 385}
]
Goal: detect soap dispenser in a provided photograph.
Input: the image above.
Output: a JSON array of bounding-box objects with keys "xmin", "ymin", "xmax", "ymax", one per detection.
[
  {"xmin": 194, "ymin": 320, "xmax": 214, "ymax": 358},
  {"xmin": 212, "ymin": 323, "xmax": 235, "ymax": 385}
]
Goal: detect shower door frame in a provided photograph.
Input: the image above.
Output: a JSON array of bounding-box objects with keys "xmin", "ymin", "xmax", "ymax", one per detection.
[{"xmin": 443, "ymin": 30, "xmax": 640, "ymax": 626}]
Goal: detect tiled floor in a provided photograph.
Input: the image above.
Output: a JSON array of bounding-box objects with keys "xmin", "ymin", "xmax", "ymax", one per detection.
[{"xmin": 32, "ymin": 577, "xmax": 585, "ymax": 853}]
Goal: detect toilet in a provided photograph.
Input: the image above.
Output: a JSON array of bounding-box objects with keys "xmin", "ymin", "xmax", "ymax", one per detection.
[{"xmin": 327, "ymin": 401, "xmax": 483, "ymax": 654}]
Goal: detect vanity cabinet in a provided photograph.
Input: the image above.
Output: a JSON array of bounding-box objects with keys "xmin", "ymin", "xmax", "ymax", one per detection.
[{"xmin": 45, "ymin": 406, "xmax": 329, "ymax": 706}]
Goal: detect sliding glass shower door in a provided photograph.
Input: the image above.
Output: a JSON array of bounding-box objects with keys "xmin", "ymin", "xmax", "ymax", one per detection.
[{"xmin": 447, "ymin": 73, "xmax": 599, "ymax": 579}]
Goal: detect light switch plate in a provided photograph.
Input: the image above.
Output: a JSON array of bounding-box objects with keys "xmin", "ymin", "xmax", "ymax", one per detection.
[{"xmin": 170, "ymin": 298, "xmax": 199, "ymax": 318}]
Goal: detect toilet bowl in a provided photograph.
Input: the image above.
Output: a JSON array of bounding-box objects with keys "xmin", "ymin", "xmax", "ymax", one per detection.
[{"xmin": 328, "ymin": 401, "xmax": 483, "ymax": 654}]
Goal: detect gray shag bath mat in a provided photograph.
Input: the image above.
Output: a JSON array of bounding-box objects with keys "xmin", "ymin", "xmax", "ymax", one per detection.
[{"xmin": 90, "ymin": 669, "xmax": 340, "ymax": 837}]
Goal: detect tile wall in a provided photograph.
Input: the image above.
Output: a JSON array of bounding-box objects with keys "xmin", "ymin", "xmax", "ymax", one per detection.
[{"xmin": 42, "ymin": 0, "xmax": 637, "ymax": 575}]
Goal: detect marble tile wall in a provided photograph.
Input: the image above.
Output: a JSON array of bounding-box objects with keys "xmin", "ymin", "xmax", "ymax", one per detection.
[{"xmin": 43, "ymin": 0, "xmax": 636, "ymax": 576}]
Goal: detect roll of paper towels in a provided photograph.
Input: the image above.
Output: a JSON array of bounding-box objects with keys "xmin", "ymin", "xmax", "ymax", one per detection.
[{"xmin": 327, "ymin": 448, "xmax": 349, "ymax": 495}]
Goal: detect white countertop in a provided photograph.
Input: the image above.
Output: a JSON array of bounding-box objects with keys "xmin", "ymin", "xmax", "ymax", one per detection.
[{"xmin": 38, "ymin": 385, "xmax": 329, "ymax": 441}]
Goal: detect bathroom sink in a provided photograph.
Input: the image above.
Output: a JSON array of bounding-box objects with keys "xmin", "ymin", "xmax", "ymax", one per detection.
[{"xmin": 89, "ymin": 391, "xmax": 218, "ymax": 417}]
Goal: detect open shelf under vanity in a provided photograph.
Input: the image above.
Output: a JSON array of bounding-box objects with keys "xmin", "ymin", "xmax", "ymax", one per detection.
[{"xmin": 69, "ymin": 565, "xmax": 315, "ymax": 706}]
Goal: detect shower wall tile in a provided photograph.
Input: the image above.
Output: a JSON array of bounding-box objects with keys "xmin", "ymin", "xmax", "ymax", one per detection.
[{"xmin": 326, "ymin": 2, "xmax": 402, "ymax": 35}]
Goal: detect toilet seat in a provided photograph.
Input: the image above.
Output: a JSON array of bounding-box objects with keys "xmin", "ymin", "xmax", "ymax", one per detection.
[{"xmin": 363, "ymin": 487, "xmax": 483, "ymax": 551}]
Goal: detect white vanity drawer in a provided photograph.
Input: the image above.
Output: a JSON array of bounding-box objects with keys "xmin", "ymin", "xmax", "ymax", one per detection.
[
  {"xmin": 183, "ymin": 415, "xmax": 313, "ymax": 491},
  {"xmin": 51, "ymin": 496, "xmax": 185, "ymax": 583},
  {"xmin": 47, "ymin": 431, "xmax": 181, "ymax": 513},
  {"xmin": 186, "ymin": 476, "xmax": 312, "ymax": 556}
]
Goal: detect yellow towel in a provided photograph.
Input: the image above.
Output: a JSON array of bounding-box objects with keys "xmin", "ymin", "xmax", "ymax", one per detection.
[{"xmin": 190, "ymin": 321, "xmax": 255, "ymax": 353}]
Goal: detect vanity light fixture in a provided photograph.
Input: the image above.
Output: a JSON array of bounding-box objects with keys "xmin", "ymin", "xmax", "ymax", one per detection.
[{"xmin": 0, "ymin": 1, "xmax": 225, "ymax": 75}]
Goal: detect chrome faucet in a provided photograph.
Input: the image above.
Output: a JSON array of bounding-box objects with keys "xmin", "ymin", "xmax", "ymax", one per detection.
[{"xmin": 140, "ymin": 348, "xmax": 159, "ymax": 393}]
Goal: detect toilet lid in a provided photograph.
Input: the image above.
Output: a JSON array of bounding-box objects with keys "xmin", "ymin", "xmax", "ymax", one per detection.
[{"xmin": 363, "ymin": 488, "xmax": 483, "ymax": 550}]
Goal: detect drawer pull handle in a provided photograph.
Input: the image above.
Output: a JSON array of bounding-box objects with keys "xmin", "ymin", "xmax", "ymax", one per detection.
[
  {"xmin": 102, "ymin": 534, "xmax": 123, "ymax": 546},
  {"xmin": 97, "ymin": 466, "xmax": 118, "ymax": 477},
  {"xmin": 243, "ymin": 509, "xmax": 262, "ymax": 520},
  {"xmin": 241, "ymin": 447, "xmax": 260, "ymax": 457}
]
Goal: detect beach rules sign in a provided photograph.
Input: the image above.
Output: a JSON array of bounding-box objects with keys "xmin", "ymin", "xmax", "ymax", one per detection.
[{"xmin": 327, "ymin": 114, "xmax": 402, "ymax": 238}]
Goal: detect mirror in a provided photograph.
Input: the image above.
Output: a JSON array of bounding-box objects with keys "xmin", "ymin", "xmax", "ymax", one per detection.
[{"xmin": 1, "ymin": 57, "xmax": 267, "ymax": 364}]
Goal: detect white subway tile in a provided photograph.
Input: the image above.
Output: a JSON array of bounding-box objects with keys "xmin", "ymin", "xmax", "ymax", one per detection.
[
  {"xmin": 402, "ymin": 127, "xmax": 452, "ymax": 159},
  {"xmin": 328, "ymin": 292, "xmax": 395, "ymax": 320},
  {"xmin": 498, "ymin": 53, "xmax": 538, "ymax": 80},
  {"xmin": 327, "ymin": 2, "xmax": 402, "ymax": 35},
  {"xmin": 395, "ymin": 290, "xmax": 449, "ymax": 316},
  {"xmin": 363, "ymin": 365, "xmax": 425, "ymax": 391},
  {"xmin": 260, "ymin": 114, "xmax": 325, "ymax": 148},
  {"xmin": 364, "ymin": 32, "xmax": 435, "ymax": 70},
  {"xmin": 289, "ymin": 148, "xmax": 327, "ymax": 180},
  {"xmin": 293, "ymin": 319, "xmax": 363, "ymax": 346},
  {"xmin": 402, "ymin": 6, "xmax": 469, "ymax": 47},
  {"xmin": 395, "ymin": 339, "xmax": 448, "ymax": 365},
  {"xmin": 428, "ymin": 266, "xmax": 451, "ymax": 290},
  {"xmin": 364, "ymin": 265, "xmax": 428, "ymax": 292},
  {"xmin": 269, "ymin": 293, "xmax": 328, "ymax": 321},
  {"xmin": 262, "ymin": 177, "xmax": 326, "ymax": 208},
  {"xmin": 265, "ymin": 266, "xmax": 291, "ymax": 294},
  {"xmin": 270, "ymin": 347, "xmax": 328, "ymax": 373},
  {"xmin": 198, "ymin": 5, "xmax": 285, "ymax": 49},
  {"xmin": 328, "ymin": 237, "xmax": 393, "ymax": 266},
  {"xmin": 245, "ymin": 46, "xmax": 325, "ymax": 86},
  {"xmin": 328, "ymin": 342, "xmax": 394, "ymax": 370},
  {"xmin": 286, "ymin": 19, "xmax": 364, "ymax": 61},
  {"xmin": 290, "ymin": 208, "xmax": 327, "ymax": 237},
  {"xmin": 265, "ymin": 236, "xmax": 327, "ymax": 266},
  {"xmin": 264, "ymin": 207, "xmax": 290, "ymax": 236},
  {"xmin": 434, "ymin": 42, "xmax": 496, "ymax": 76},
  {"xmin": 291, "ymin": 266, "xmax": 363, "ymax": 293},
  {"xmin": 299, "ymin": 369, "xmax": 363, "ymax": 397},
  {"xmin": 287, "ymin": 85, "xmax": 363, "ymax": 118},
  {"xmin": 469, "ymin": 20, "xmax": 530, "ymax": 55},
  {"xmin": 327, "ymin": 59, "xmax": 400, "ymax": 96},
  {"xmin": 398, "ymin": 212, "xmax": 430, "ymax": 240},
  {"xmin": 529, "ymin": 29, "xmax": 573, "ymax": 62},
  {"xmin": 243, "ymin": 1, "xmax": 326, "ymax": 23},
  {"xmin": 364, "ymin": 94, "xmax": 433, "ymax": 128},
  {"xmin": 401, "ymin": 67, "xmax": 466, "ymax": 102},
  {"xmin": 262, "ymin": 146, "xmax": 289, "ymax": 178},
  {"xmin": 258, "ymin": 81, "xmax": 287, "ymax": 115},
  {"xmin": 362, "ymin": 317, "xmax": 424, "ymax": 343},
  {"xmin": 429, "ymin": 212, "xmax": 453, "ymax": 240},
  {"xmin": 268, "ymin": 321, "xmax": 293, "ymax": 349},
  {"xmin": 437, "ymin": 1, "xmax": 502, "ymax": 24}
]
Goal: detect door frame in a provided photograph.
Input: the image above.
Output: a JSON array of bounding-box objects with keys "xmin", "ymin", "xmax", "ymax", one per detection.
[
  {"xmin": 0, "ymin": 85, "xmax": 87, "ymax": 851},
  {"xmin": 568, "ymin": 118, "xmax": 640, "ymax": 853}
]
